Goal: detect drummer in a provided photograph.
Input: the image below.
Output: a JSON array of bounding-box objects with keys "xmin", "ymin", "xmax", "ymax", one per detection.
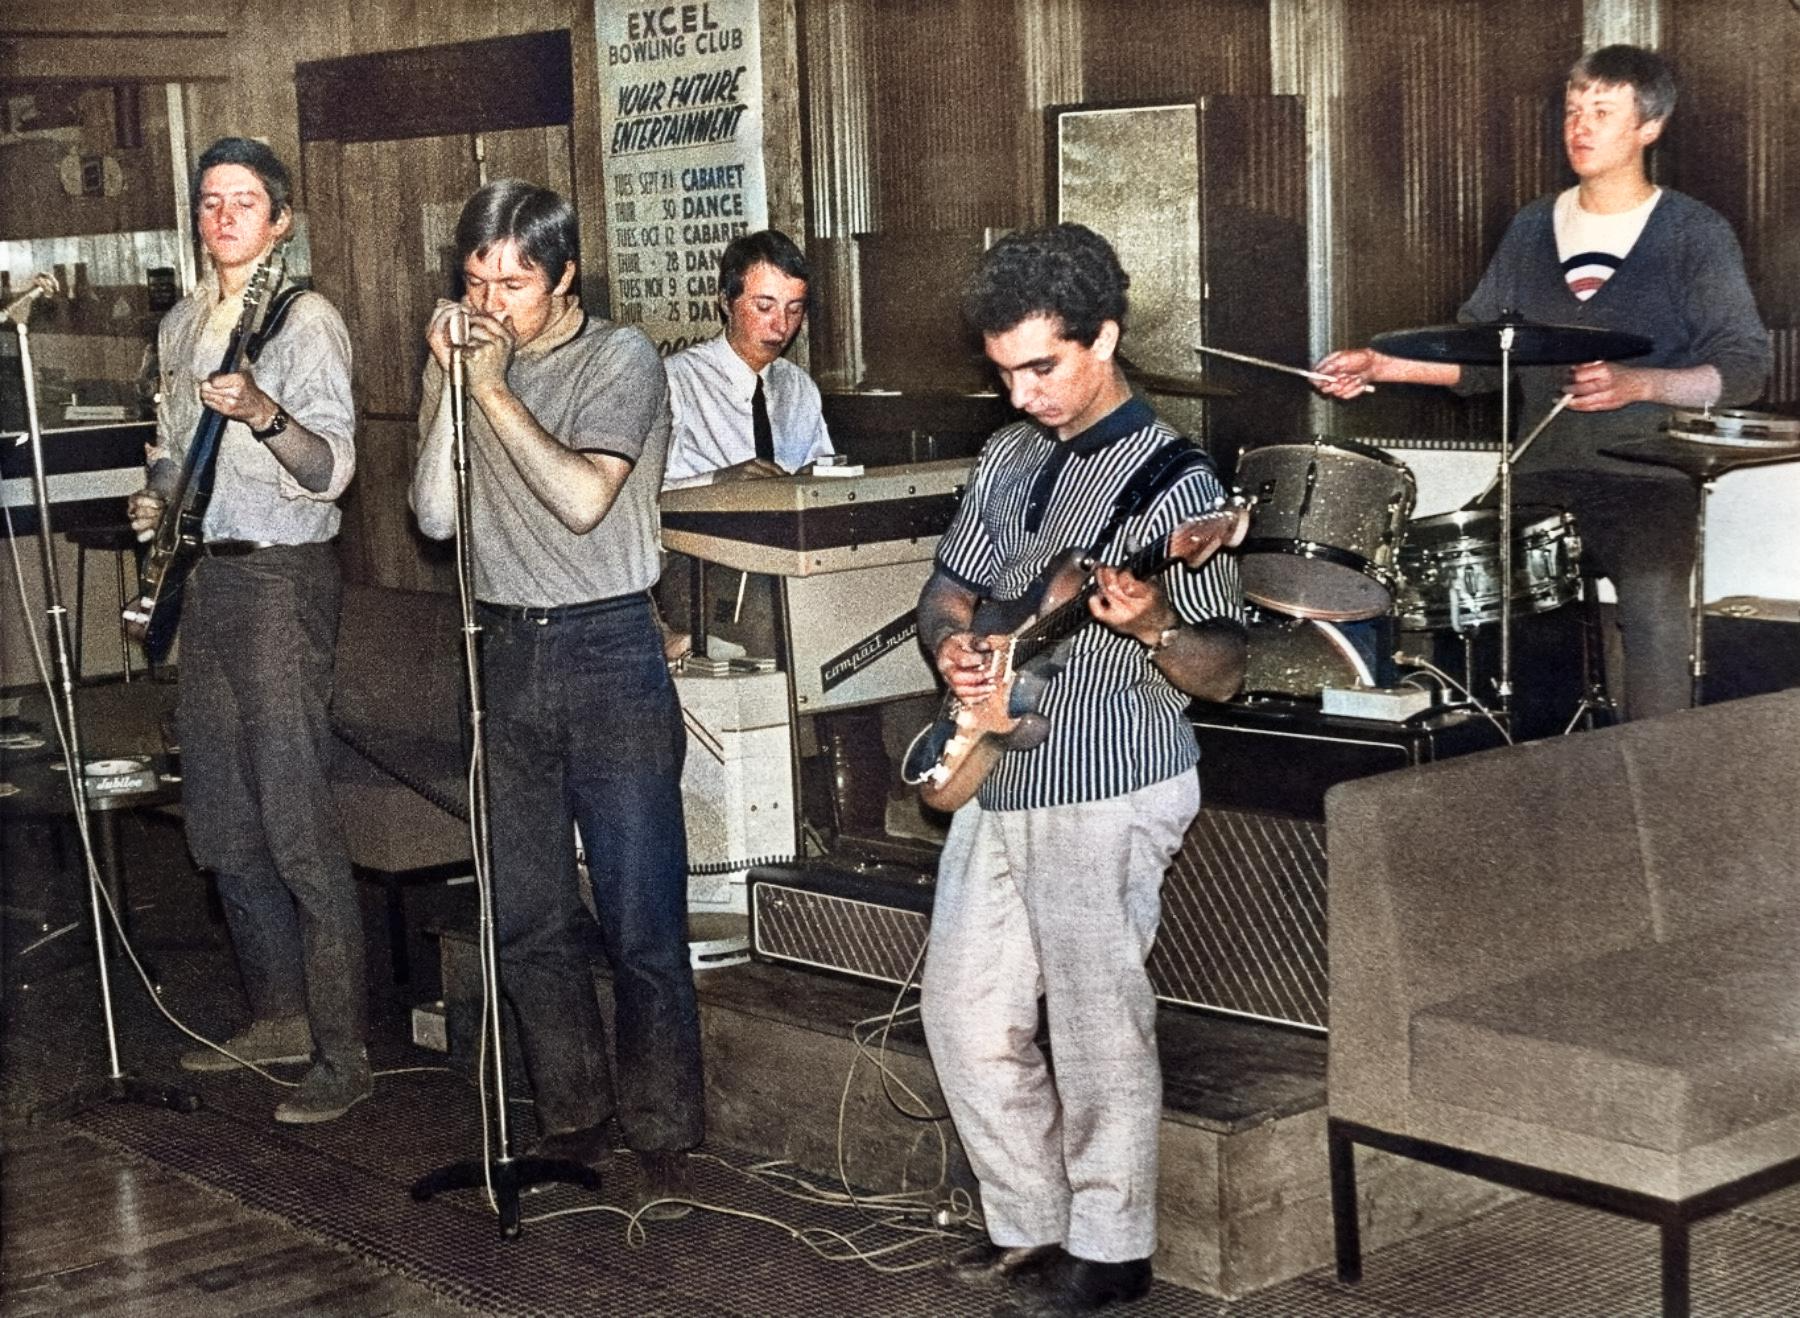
[{"xmin": 1314, "ymin": 44, "xmax": 1771, "ymax": 721}]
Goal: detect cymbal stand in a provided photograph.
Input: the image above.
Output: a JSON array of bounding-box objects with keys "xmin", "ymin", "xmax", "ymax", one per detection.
[
  {"xmin": 6, "ymin": 277, "xmax": 198, "ymax": 1117},
  {"xmin": 410, "ymin": 315, "xmax": 601, "ymax": 1236}
]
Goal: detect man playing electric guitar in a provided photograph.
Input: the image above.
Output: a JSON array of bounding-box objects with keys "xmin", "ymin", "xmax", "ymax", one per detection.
[
  {"xmin": 916, "ymin": 223, "xmax": 1245, "ymax": 1316},
  {"xmin": 124, "ymin": 137, "xmax": 367, "ymax": 1123}
]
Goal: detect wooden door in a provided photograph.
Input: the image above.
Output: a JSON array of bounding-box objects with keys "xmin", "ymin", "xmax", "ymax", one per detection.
[{"xmin": 294, "ymin": 31, "xmax": 575, "ymax": 592}]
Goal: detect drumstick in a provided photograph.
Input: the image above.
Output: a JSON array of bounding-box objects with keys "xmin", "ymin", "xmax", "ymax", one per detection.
[
  {"xmin": 1192, "ymin": 343, "xmax": 1376, "ymax": 392},
  {"xmin": 1467, "ymin": 393, "xmax": 1574, "ymax": 508}
]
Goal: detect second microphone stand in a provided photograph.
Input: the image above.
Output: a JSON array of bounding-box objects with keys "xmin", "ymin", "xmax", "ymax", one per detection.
[
  {"xmin": 408, "ymin": 322, "xmax": 602, "ymax": 1236},
  {"xmin": 7, "ymin": 277, "xmax": 198, "ymax": 1119}
]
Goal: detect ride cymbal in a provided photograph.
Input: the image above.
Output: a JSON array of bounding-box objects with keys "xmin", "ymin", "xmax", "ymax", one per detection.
[{"xmin": 1373, "ymin": 317, "xmax": 1652, "ymax": 366}]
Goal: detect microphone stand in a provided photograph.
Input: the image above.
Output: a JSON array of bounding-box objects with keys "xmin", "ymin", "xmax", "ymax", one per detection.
[
  {"xmin": 409, "ymin": 316, "xmax": 601, "ymax": 1238},
  {"xmin": 6, "ymin": 276, "xmax": 198, "ymax": 1117}
]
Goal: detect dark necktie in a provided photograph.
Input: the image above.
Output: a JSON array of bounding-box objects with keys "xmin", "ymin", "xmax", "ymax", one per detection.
[{"xmin": 752, "ymin": 374, "xmax": 775, "ymax": 464}]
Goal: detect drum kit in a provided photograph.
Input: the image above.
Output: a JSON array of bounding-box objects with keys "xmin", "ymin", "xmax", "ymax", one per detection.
[{"xmin": 1214, "ymin": 315, "xmax": 1800, "ymax": 722}]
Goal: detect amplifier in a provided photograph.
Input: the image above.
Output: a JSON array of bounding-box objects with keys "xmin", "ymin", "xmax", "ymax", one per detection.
[
  {"xmin": 750, "ymin": 702, "xmax": 1503, "ymax": 1033},
  {"xmin": 748, "ymin": 808, "xmax": 1327, "ymax": 1030}
]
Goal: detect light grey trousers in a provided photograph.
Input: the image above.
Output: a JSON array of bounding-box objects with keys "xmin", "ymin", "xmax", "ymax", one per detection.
[{"xmin": 920, "ymin": 771, "xmax": 1200, "ymax": 1262}]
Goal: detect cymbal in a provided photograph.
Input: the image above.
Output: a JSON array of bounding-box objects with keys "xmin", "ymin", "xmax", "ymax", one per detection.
[
  {"xmin": 1121, "ymin": 366, "xmax": 1237, "ymax": 399},
  {"xmin": 1372, "ymin": 317, "xmax": 1652, "ymax": 366},
  {"xmin": 1601, "ymin": 435, "xmax": 1800, "ymax": 482}
]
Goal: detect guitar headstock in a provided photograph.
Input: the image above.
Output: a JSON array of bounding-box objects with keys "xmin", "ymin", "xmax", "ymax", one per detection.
[
  {"xmin": 1166, "ymin": 494, "xmax": 1251, "ymax": 566},
  {"xmin": 235, "ymin": 243, "xmax": 289, "ymax": 341}
]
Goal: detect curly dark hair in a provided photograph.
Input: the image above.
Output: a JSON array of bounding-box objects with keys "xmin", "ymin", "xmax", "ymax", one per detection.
[{"xmin": 962, "ymin": 223, "xmax": 1129, "ymax": 346}]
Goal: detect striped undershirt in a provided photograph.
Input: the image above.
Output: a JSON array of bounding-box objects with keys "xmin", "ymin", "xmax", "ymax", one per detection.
[
  {"xmin": 935, "ymin": 396, "xmax": 1244, "ymax": 812},
  {"xmin": 1555, "ymin": 185, "xmax": 1661, "ymax": 301}
]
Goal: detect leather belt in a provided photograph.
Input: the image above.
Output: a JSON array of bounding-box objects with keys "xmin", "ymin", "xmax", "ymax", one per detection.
[{"xmin": 201, "ymin": 539, "xmax": 279, "ymax": 557}]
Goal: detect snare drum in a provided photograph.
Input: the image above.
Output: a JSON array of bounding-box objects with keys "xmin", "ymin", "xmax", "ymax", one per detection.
[
  {"xmin": 1396, "ymin": 506, "xmax": 1581, "ymax": 633},
  {"xmin": 1237, "ymin": 439, "xmax": 1416, "ymax": 622}
]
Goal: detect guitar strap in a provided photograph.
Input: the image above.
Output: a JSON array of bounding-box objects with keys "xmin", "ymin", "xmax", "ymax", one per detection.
[
  {"xmin": 245, "ymin": 285, "xmax": 307, "ymax": 363},
  {"xmin": 1084, "ymin": 439, "xmax": 1213, "ymax": 560}
]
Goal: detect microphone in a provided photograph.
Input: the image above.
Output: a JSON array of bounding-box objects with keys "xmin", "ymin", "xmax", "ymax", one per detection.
[
  {"xmin": 447, "ymin": 305, "xmax": 471, "ymax": 349},
  {"xmin": 1, "ymin": 273, "xmax": 60, "ymax": 325}
]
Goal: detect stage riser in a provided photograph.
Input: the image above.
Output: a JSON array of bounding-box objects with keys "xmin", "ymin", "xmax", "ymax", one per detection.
[{"xmin": 434, "ymin": 929, "xmax": 1511, "ymax": 1299}]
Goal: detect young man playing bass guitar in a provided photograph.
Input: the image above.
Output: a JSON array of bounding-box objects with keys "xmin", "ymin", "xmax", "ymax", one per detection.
[
  {"xmin": 125, "ymin": 137, "xmax": 367, "ymax": 1122},
  {"xmin": 916, "ymin": 223, "xmax": 1245, "ymax": 1315}
]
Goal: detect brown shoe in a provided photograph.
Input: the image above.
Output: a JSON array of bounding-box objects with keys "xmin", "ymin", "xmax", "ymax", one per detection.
[
  {"xmin": 635, "ymin": 1149, "xmax": 694, "ymax": 1221},
  {"xmin": 946, "ymin": 1240, "xmax": 1064, "ymax": 1287},
  {"xmin": 180, "ymin": 1015, "xmax": 312, "ymax": 1072}
]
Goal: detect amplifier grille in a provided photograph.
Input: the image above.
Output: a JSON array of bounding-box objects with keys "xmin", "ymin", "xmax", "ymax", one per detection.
[
  {"xmin": 1151, "ymin": 808, "xmax": 1327, "ymax": 1030},
  {"xmin": 751, "ymin": 885, "xmax": 928, "ymax": 988}
]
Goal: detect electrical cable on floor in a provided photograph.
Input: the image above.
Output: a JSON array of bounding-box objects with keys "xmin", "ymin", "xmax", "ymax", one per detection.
[
  {"xmin": 510, "ymin": 927, "xmax": 980, "ymax": 1269},
  {"xmin": 1394, "ymin": 649, "xmax": 1515, "ymax": 745}
]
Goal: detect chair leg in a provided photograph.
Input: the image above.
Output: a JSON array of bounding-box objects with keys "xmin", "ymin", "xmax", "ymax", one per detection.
[
  {"xmin": 384, "ymin": 875, "xmax": 411, "ymax": 985},
  {"xmin": 1329, "ymin": 1121, "xmax": 1364, "ymax": 1283},
  {"xmin": 1660, "ymin": 1220, "xmax": 1690, "ymax": 1318}
]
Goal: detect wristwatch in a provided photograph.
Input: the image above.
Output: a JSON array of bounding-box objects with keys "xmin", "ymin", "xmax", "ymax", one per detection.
[
  {"xmin": 1144, "ymin": 623, "xmax": 1182, "ymax": 654},
  {"xmin": 251, "ymin": 406, "xmax": 289, "ymax": 441}
]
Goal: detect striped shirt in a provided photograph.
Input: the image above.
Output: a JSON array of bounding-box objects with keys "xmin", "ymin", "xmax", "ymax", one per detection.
[{"xmin": 934, "ymin": 396, "xmax": 1244, "ymax": 811}]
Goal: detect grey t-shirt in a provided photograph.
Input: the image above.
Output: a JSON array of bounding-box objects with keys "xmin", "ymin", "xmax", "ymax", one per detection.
[{"xmin": 420, "ymin": 311, "xmax": 671, "ymax": 606}]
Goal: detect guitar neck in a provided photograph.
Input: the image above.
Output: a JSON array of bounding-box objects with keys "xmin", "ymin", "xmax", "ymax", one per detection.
[{"xmin": 1012, "ymin": 536, "xmax": 1176, "ymax": 667}]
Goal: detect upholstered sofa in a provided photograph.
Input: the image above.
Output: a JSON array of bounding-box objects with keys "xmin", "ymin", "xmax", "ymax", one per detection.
[
  {"xmin": 1324, "ymin": 689, "xmax": 1800, "ymax": 1317},
  {"xmin": 327, "ymin": 583, "xmax": 471, "ymax": 982}
]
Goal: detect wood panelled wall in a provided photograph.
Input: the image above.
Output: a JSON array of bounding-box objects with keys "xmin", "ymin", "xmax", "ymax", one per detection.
[{"xmin": 799, "ymin": 0, "xmax": 1800, "ymax": 443}]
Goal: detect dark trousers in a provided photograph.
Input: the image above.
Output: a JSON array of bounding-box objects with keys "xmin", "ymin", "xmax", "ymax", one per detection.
[
  {"xmin": 1516, "ymin": 469, "xmax": 1698, "ymax": 722},
  {"xmin": 178, "ymin": 543, "xmax": 367, "ymax": 1066},
  {"xmin": 478, "ymin": 591, "xmax": 704, "ymax": 1151}
]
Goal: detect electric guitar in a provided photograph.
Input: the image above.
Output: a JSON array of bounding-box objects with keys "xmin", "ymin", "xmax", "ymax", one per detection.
[
  {"xmin": 902, "ymin": 499, "xmax": 1250, "ymax": 813},
  {"xmin": 123, "ymin": 248, "xmax": 287, "ymax": 663}
]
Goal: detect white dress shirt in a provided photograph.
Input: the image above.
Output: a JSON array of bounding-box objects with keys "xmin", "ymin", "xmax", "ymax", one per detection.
[{"xmin": 661, "ymin": 333, "xmax": 833, "ymax": 489}]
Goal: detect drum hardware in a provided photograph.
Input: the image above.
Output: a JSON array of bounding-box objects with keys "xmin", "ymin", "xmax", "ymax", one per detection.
[
  {"xmin": 1600, "ymin": 408, "xmax": 1800, "ymax": 707},
  {"xmin": 1191, "ymin": 343, "xmax": 1375, "ymax": 392},
  {"xmin": 1373, "ymin": 313, "xmax": 1652, "ymax": 718},
  {"xmin": 1235, "ymin": 438, "xmax": 1416, "ymax": 622},
  {"xmin": 1463, "ymin": 394, "xmax": 1572, "ymax": 509}
]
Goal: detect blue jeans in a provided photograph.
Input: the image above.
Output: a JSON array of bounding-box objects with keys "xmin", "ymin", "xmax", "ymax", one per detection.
[{"xmin": 478, "ymin": 592, "xmax": 704, "ymax": 1151}]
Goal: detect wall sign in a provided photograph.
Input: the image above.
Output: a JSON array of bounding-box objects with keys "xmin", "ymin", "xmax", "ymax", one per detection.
[{"xmin": 596, "ymin": 1, "xmax": 768, "ymax": 355}]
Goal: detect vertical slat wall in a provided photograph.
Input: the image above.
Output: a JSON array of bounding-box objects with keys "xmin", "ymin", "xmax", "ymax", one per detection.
[
  {"xmin": 1333, "ymin": 0, "xmax": 1583, "ymax": 444},
  {"xmin": 1668, "ymin": 0, "xmax": 1800, "ymax": 406}
]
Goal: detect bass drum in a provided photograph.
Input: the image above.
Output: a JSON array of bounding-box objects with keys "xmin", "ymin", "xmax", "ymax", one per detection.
[
  {"xmin": 1236, "ymin": 438, "xmax": 1416, "ymax": 622},
  {"xmin": 1242, "ymin": 607, "xmax": 1376, "ymax": 699},
  {"xmin": 1396, "ymin": 506, "xmax": 1581, "ymax": 633}
]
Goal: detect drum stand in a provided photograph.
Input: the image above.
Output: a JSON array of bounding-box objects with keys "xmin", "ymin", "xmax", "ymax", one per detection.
[
  {"xmin": 409, "ymin": 320, "xmax": 601, "ymax": 1237},
  {"xmin": 1601, "ymin": 415, "xmax": 1800, "ymax": 712}
]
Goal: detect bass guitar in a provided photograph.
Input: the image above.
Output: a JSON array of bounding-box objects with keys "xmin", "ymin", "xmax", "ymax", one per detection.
[
  {"xmin": 123, "ymin": 247, "xmax": 287, "ymax": 663},
  {"xmin": 902, "ymin": 500, "xmax": 1249, "ymax": 813}
]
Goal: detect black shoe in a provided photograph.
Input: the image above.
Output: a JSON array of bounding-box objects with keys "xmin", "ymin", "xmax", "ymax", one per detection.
[
  {"xmin": 1015, "ymin": 1255, "xmax": 1152, "ymax": 1315},
  {"xmin": 272, "ymin": 1054, "xmax": 372, "ymax": 1124},
  {"xmin": 635, "ymin": 1149, "xmax": 694, "ymax": 1221},
  {"xmin": 529, "ymin": 1121, "xmax": 613, "ymax": 1173},
  {"xmin": 945, "ymin": 1239, "xmax": 1064, "ymax": 1287}
]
